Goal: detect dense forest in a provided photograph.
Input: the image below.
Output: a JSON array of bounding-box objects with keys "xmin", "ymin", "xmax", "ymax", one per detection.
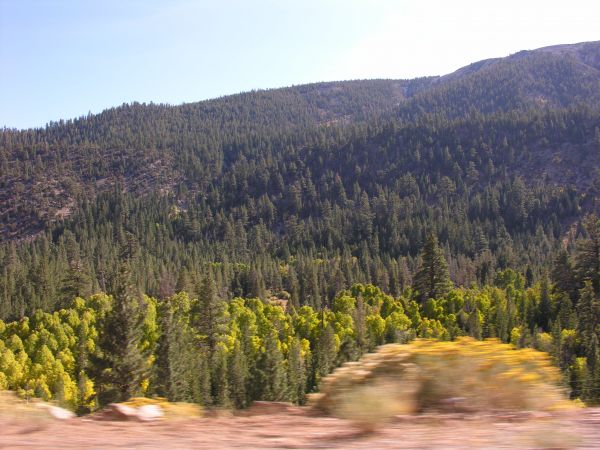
[{"xmin": 2, "ymin": 41, "xmax": 600, "ymax": 411}]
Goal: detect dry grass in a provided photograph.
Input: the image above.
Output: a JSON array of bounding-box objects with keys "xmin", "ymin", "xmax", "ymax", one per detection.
[{"xmin": 0, "ymin": 390, "xmax": 55, "ymax": 426}]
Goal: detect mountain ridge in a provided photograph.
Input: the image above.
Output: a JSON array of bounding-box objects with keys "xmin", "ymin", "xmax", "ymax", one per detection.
[
  {"xmin": 5, "ymin": 40, "xmax": 600, "ymax": 133},
  {"xmin": 1, "ymin": 40, "xmax": 600, "ymax": 245}
]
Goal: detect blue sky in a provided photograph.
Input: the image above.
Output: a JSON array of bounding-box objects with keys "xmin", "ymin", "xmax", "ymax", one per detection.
[{"xmin": 1, "ymin": 0, "xmax": 599, "ymax": 129}]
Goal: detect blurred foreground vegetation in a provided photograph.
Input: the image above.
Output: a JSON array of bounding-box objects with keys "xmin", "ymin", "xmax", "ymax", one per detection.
[{"xmin": 311, "ymin": 338, "xmax": 574, "ymax": 426}]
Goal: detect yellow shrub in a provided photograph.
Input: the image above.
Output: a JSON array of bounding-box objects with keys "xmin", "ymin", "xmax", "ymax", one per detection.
[
  {"xmin": 310, "ymin": 338, "xmax": 571, "ymax": 423},
  {"xmin": 121, "ymin": 397, "xmax": 203, "ymax": 418}
]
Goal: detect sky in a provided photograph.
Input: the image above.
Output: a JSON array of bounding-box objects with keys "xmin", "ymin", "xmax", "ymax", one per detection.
[{"xmin": 1, "ymin": 0, "xmax": 599, "ymax": 129}]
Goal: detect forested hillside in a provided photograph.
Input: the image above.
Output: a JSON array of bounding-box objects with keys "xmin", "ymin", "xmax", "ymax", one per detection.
[
  {"xmin": 401, "ymin": 41, "xmax": 600, "ymax": 118},
  {"xmin": 2, "ymin": 41, "xmax": 600, "ymax": 411}
]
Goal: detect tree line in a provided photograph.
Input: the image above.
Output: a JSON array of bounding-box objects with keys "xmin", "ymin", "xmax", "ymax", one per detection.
[{"xmin": 3, "ymin": 222, "xmax": 600, "ymax": 411}]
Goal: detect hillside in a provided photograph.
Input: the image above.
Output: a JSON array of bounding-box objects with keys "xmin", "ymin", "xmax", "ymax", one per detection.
[
  {"xmin": 4, "ymin": 40, "xmax": 600, "ymax": 417},
  {"xmin": 1, "ymin": 42, "xmax": 600, "ymax": 242},
  {"xmin": 0, "ymin": 78, "xmax": 435, "ymax": 241},
  {"xmin": 0, "ymin": 41, "xmax": 600, "ymax": 317}
]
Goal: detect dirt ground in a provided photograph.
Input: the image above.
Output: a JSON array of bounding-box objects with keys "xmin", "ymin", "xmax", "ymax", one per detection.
[{"xmin": 2, "ymin": 406, "xmax": 600, "ymax": 449}]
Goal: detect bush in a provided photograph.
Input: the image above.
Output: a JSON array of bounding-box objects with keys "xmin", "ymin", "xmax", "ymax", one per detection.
[{"xmin": 310, "ymin": 337, "xmax": 572, "ymax": 424}]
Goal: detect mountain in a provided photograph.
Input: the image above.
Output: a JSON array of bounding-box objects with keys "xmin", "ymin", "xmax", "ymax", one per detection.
[
  {"xmin": 5, "ymin": 40, "xmax": 600, "ymax": 413},
  {"xmin": 0, "ymin": 78, "xmax": 436, "ymax": 241},
  {"xmin": 1, "ymin": 41, "xmax": 600, "ymax": 319},
  {"xmin": 400, "ymin": 40, "xmax": 600, "ymax": 118},
  {"xmin": 2, "ymin": 41, "xmax": 600, "ymax": 241}
]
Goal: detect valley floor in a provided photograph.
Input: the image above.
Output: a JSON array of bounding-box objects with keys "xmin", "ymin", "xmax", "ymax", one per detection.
[{"xmin": 2, "ymin": 406, "xmax": 600, "ymax": 449}]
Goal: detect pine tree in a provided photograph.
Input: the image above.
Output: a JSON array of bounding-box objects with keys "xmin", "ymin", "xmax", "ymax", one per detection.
[
  {"xmin": 537, "ymin": 275, "xmax": 552, "ymax": 332},
  {"xmin": 96, "ymin": 260, "xmax": 149, "ymax": 404},
  {"xmin": 413, "ymin": 233, "xmax": 452, "ymax": 302},
  {"xmin": 228, "ymin": 340, "xmax": 249, "ymax": 408},
  {"xmin": 191, "ymin": 273, "xmax": 230, "ymax": 405},
  {"xmin": 352, "ymin": 296, "xmax": 368, "ymax": 352},
  {"xmin": 259, "ymin": 330, "xmax": 287, "ymax": 401},
  {"xmin": 577, "ymin": 281, "xmax": 600, "ymax": 356},
  {"xmin": 287, "ymin": 336, "xmax": 307, "ymax": 404},
  {"xmin": 556, "ymin": 293, "xmax": 576, "ymax": 330},
  {"xmin": 175, "ymin": 269, "xmax": 193, "ymax": 294},
  {"xmin": 60, "ymin": 259, "xmax": 92, "ymax": 309},
  {"xmin": 193, "ymin": 348, "xmax": 212, "ymax": 406},
  {"xmin": 155, "ymin": 293, "xmax": 198, "ymax": 402},
  {"xmin": 583, "ymin": 333, "xmax": 600, "ymax": 404},
  {"xmin": 314, "ymin": 324, "xmax": 337, "ymax": 384},
  {"xmin": 576, "ymin": 215, "xmax": 600, "ymax": 295},
  {"xmin": 211, "ymin": 345, "xmax": 230, "ymax": 407},
  {"xmin": 286, "ymin": 266, "xmax": 300, "ymax": 309},
  {"xmin": 153, "ymin": 300, "xmax": 173, "ymax": 399},
  {"xmin": 552, "ymin": 249, "xmax": 577, "ymax": 301},
  {"xmin": 192, "ymin": 273, "xmax": 229, "ymax": 353}
]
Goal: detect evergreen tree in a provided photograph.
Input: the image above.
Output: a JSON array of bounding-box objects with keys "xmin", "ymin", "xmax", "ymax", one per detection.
[
  {"xmin": 259, "ymin": 330, "xmax": 287, "ymax": 401},
  {"xmin": 583, "ymin": 333, "xmax": 600, "ymax": 404},
  {"xmin": 155, "ymin": 292, "xmax": 198, "ymax": 402},
  {"xmin": 552, "ymin": 249, "xmax": 577, "ymax": 301},
  {"xmin": 576, "ymin": 215, "xmax": 600, "ymax": 295},
  {"xmin": 153, "ymin": 300, "xmax": 173, "ymax": 399},
  {"xmin": 314, "ymin": 324, "xmax": 337, "ymax": 384},
  {"xmin": 191, "ymin": 348, "xmax": 212, "ymax": 406},
  {"xmin": 95, "ymin": 260, "xmax": 149, "ymax": 404},
  {"xmin": 538, "ymin": 275, "xmax": 553, "ymax": 332},
  {"xmin": 352, "ymin": 296, "xmax": 368, "ymax": 352},
  {"xmin": 287, "ymin": 336, "xmax": 307, "ymax": 404},
  {"xmin": 413, "ymin": 234, "xmax": 453, "ymax": 302},
  {"xmin": 60, "ymin": 260, "xmax": 92, "ymax": 309},
  {"xmin": 211, "ymin": 345, "xmax": 230, "ymax": 407},
  {"xmin": 192, "ymin": 273, "xmax": 229, "ymax": 353},
  {"xmin": 228, "ymin": 340, "xmax": 249, "ymax": 408},
  {"xmin": 577, "ymin": 281, "xmax": 600, "ymax": 356}
]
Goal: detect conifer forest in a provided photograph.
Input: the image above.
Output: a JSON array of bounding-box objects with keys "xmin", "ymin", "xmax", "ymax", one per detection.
[{"xmin": 3, "ymin": 41, "xmax": 600, "ymax": 413}]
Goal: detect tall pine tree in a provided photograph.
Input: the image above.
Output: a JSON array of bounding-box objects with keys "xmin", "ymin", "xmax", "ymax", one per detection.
[
  {"xmin": 413, "ymin": 233, "xmax": 452, "ymax": 303},
  {"xmin": 95, "ymin": 259, "xmax": 149, "ymax": 404},
  {"xmin": 287, "ymin": 336, "xmax": 307, "ymax": 405}
]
